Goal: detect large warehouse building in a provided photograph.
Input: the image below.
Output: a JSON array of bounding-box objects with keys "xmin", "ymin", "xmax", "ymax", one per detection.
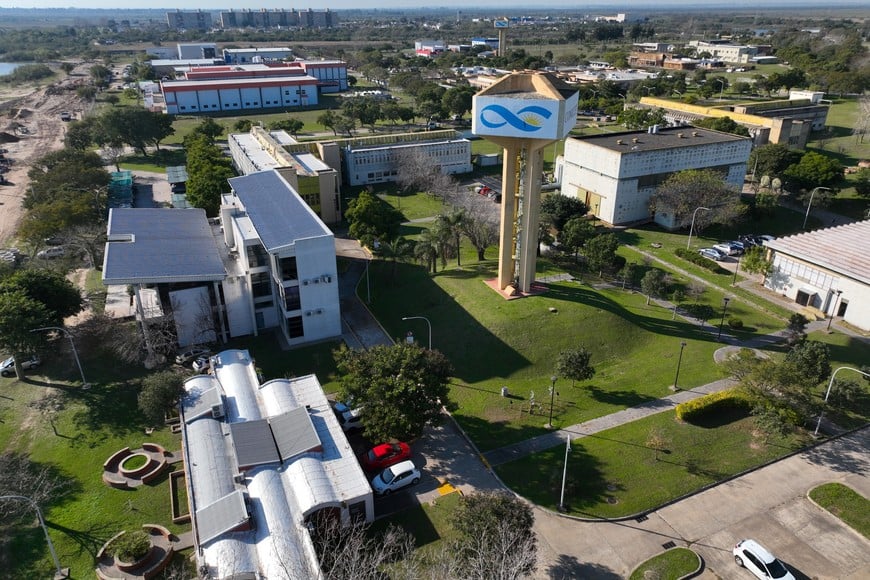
[{"xmin": 162, "ymin": 76, "xmax": 319, "ymax": 114}]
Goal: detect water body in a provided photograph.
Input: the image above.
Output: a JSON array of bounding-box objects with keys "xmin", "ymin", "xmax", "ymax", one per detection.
[{"xmin": 0, "ymin": 63, "xmax": 24, "ymax": 76}]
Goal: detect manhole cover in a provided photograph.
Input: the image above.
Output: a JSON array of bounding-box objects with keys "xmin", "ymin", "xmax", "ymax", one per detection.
[{"xmin": 606, "ymin": 496, "xmax": 618, "ymax": 504}]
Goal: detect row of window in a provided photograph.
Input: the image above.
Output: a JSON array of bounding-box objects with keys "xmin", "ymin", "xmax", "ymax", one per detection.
[{"xmin": 773, "ymin": 255, "xmax": 837, "ymax": 290}]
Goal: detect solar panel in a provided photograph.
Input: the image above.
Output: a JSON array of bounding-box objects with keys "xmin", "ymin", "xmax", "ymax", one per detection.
[
  {"xmin": 196, "ymin": 490, "xmax": 249, "ymax": 546},
  {"xmin": 271, "ymin": 406, "xmax": 321, "ymax": 462},
  {"xmin": 230, "ymin": 420, "xmax": 280, "ymax": 468}
]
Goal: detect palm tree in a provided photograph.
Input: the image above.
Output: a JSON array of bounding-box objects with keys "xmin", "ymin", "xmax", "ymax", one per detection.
[
  {"xmin": 377, "ymin": 237, "xmax": 414, "ymax": 278},
  {"xmin": 440, "ymin": 208, "xmax": 465, "ymax": 266},
  {"xmin": 415, "ymin": 232, "xmax": 439, "ymax": 274}
]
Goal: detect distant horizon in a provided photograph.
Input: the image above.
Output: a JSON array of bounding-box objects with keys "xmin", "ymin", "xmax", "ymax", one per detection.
[{"xmin": 1, "ymin": 0, "xmax": 868, "ymax": 11}]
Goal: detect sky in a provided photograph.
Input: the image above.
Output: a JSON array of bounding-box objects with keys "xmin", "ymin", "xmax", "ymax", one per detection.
[{"xmin": 2, "ymin": 0, "xmax": 867, "ymax": 10}]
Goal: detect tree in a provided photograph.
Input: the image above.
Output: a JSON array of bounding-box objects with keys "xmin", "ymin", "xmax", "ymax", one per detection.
[
  {"xmin": 618, "ymin": 262, "xmax": 638, "ymax": 290},
  {"xmin": 783, "ymin": 151, "xmax": 843, "ymax": 192},
  {"xmin": 693, "ymin": 116, "xmax": 750, "ymax": 137},
  {"xmin": 584, "ymin": 233, "xmax": 620, "ymax": 276},
  {"xmin": 95, "ymin": 107, "xmax": 175, "ymax": 155},
  {"xmin": 184, "ymin": 134, "xmax": 234, "ymax": 216},
  {"xmin": 784, "ymin": 340, "xmax": 830, "ymax": 387},
  {"xmin": 617, "ymin": 107, "xmax": 666, "ymax": 130},
  {"xmin": 646, "ymin": 427, "xmax": 669, "ymax": 461},
  {"xmin": 345, "ymin": 190, "xmax": 403, "ymax": 248},
  {"xmin": 741, "ymin": 246, "xmax": 772, "ymax": 280},
  {"xmin": 441, "ymin": 85, "xmax": 475, "ymax": 119},
  {"xmin": 0, "ymin": 270, "xmax": 83, "ymax": 323},
  {"xmin": 749, "ymin": 143, "xmax": 801, "ymax": 181},
  {"xmin": 560, "ymin": 218, "xmax": 596, "ymax": 259},
  {"xmin": 640, "ymin": 269, "xmax": 668, "ymax": 305},
  {"xmin": 317, "ymin": 109, "xmax": 339, "ymax": 136},
  {"xmin": 783, "ymin": 313, "xmax": 808, "ymax": 347},
  {"xmin": 138, "ymin": 370, "xmax": 185, "ymax": 425},
  {"xmin": 540, "ymin": 194, "xmax": 587, "ymax": 231},
  {"xmin": 0, "ymin": 292, "xmax": 54, "ymax": 378},
  {"xmin": 555, "ymin": 347, "xmax": 595, "ymax": 387},
  {"xmin": 437, "ymin": 209, "xmax": 465, "ymax": 266},
  {"xmin": 459, "ymin": 210, "xmax": 498, "ymax": 262},
  {"xmin": 854, "ymin": 168, "xmax": 870, "ymax": 199},
  {"xmin": 376, "ymin": 237, "xmax": 414, "ymax": 278},
  {"xmin": 334, "ymin": 343, "xmax": 453, "ymax": 442},
  {"xmin": 270, "ymin": 117, "xmax": 304, "ymax": 137},
  {"xmin": 648, "ymin": 169, "xmax": 744, "ymax": 232},
  {"xmin": 187, "ymin": 117, "xmax": 224, "ymax": 143},
  {"xmin": 451, "ymin": 492, "xmax": 537, "ymax": 580},
  {"xmin": 0, "ymin": 453, "xmax": 74, "ymax": 522}
]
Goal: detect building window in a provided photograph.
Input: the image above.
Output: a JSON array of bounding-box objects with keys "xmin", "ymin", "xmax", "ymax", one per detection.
[
  {"xmin": 287, "ymin": 315, "xmax": 304, "ymax": 339},
  {"xmin": 246, "ymin": 244, "xmax": 268, "ymax": 268},
  {"xmin": 251, "ymin": 272, "xmax": 271, "ymax": 298},
  {"xmin": 279, "ymin": 256, "xmax": 298, "ymax": 281}
]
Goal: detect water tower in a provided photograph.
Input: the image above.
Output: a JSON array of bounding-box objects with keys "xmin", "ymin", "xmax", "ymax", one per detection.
[{"xmin": 472, "ymin": 72, "xmax": 578, "ymax": 294}]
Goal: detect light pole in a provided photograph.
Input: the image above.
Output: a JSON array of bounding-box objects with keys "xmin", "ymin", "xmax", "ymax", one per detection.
[
  {"xmin": 402, "ymin": 316, "xmax": 431, "ymax": 350},
  {"xmin": 717, "ymin": 297, "xmax": 731, "ymax": 341},
  {"xmin": 732, "ymin": 254, "xmax": 741, "ymax": 286},
  {"xmin": 814, "ymin": 367, "xmax": 870, "ymax": 436},
  {"xmin": 672, "ymin": 89, "xmax": 682, "ymax": 98},
  {"xmin": 715, "ymin": 78, "xmax": 726, "ymax": 101},
  {"xmin": 803, "ymin": 186, "xmax": 831, "ymax": 230},
  {"xmin": 558, "ymin": 433, "xmax": 571, "ymax": 512},
  {"xmin": 673, "ymin": 341, "xmax": 687, "ymax": 390},
  {"xmin": 31, "ymin": 326, "xmax": 88, "ymax": 387},
  {"xmin": 826, "ymin": 289, "xmax": 843, "ymax": 332},
  {"xmin": 686, "ymin": 206, "xmax": 711, "ymax": 250},
  {"xmin": 547, "ymin": 375, "xmax": 557, "ymax": 429},
  {"xmin": 0, "ymin": 495, "xmax": 68, "ymax": 579}
]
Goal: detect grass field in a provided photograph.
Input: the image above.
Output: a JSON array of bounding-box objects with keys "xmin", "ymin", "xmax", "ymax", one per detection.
[
  {"xmin": 629, "ymin": 547, "xmax": 701, "ymax": 580},
  {"xmin": 495, "ymin": 408, "xmax": 811, "ymax": 518},
  {"xmin": 808, "ymin": 483, "xmax": 870, "ymax": 539}
]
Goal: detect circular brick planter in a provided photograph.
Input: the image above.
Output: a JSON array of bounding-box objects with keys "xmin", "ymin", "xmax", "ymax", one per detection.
[{"xmin": 119, "ymin": 453, "xmax": 155, "ymax": 478}]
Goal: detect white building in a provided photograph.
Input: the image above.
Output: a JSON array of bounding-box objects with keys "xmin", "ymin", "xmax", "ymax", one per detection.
[
  {"xmin": 177, "ymin": 42, "xmax": 217, "ymax": 59},
  {"xmin": 181, "ymin": 349, "xmax": 373, "ymax": 580},
  {"xmin": 222, "ymin": 170, "xmax": 341, "ymax": 346},
  {"xmin": 689, "ymin": 40, "xmax": 758, "ymax": 64},
  {"xmin": 228, "ymin": 127, "xmax": 342, "ymax": 224},
  {"xmin": 558, "ymin": 126, "xmax": 751, "ymax": 226},
  {"xmin": 764, "ymin": 221, "xmax": 870, "ymax": 331},
  {"xmin": 342, "ymin": 132, "xmax": 472, "ymax": 187},
  {"xmin": 161, "ymin": 75, "xmax": 319, "ymax": 115},
  {"xmin": 223, "ymin": 47, "xmax": 293, "ymax": 64}
]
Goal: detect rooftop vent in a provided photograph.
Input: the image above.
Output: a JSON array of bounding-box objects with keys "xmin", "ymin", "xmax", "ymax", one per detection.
[
  {"xmin": 632, "ymin": 138, "xmax": 639, "ymax": 144},
  {"xmin": 678, "ymin": 133, "xmax": 685, "ymax": 138},
  {"xmin": 692, "ymin": 131, "xmax": 700, "ymax": 137},
  {"xmin": 616, "ymin": 139, "xmax": 623, "ymax": 145}
]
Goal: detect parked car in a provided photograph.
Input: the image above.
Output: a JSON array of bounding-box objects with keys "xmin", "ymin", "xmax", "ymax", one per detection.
[
  {"xmin": 370, "ymin": 460, "xmax": 421, "ymax": 495},
  {"xmin": 361, "ymin": 442, "xmax": 412, "ymax": 471},
  {"xmin": 733, "ymin": 539, "xmax": 795, "ymax": 580},
  {"xmin": 192, "ymin": 357, "xmax": 211, "ymax": 374},
  {"xmin": 337, "ymin": 408, "xmax": 364, "ymax": 432},
  {"xmin": 713, "ymin": 243, "xmax": 739, "ymax": 257},
  {"xmin": 332, "ymin": 397, "xmax": 355, "ymax": 414},
  {"xmin": 757, "ymin": 234, "xmax": 777, "ymax": 243},
  {"xmin": 36, "ymin": 246, "xmax": 65, "ymax": 259},
  {"xmin": 175, "ymin": 347, "xmax": 211, "ymax": 365},
  {"xmin": 0, "ymin": 355, "xmax": 41, "ymax": 377},
  {"xmin": 699, "ymin": 248, "xmax": 726, "ymax": 261}
]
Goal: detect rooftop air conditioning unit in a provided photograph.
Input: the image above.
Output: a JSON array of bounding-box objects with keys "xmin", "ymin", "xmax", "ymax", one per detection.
[
  {"xmin": 211, "ymin": 403, "xmax": 225, "ymax": 418},
  {"xmin": 322, "ymin": 275, "xmax": 332, "ymax": 284},
  {"xmin": 302, "ymin": 279, "xmax": 309, "ymax": 286}
]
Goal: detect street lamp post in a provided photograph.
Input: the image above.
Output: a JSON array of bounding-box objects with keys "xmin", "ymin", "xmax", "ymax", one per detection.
[
  {"xmin": 558, "ymin": 433, "xmax": 571, "ymax": 512},
  {"xmin": 814, "ymin": 367, "xmax": 870, "ymax": 436},
  {"xmin": 686, "ymin": 206, "xmax": 711, "ymax": 250},
  {"xmin": 401, "ymin": 316, "xmax": 432, "ymax": 350},
  {"xmin": 31, "ymin": 326, "xmax": 88, "ymax": 387},
  {"xmin": 732, "ymin": 254, "xmax": 741, "ymax": 286},
  {"xmin": 715, "ymin": 78, "xmax": 726, "ymax": 101},
  {"xmin": 673, "ymin": 341, "xmax": 687, "ymax": 390},
  {"xmin": 803, "ymin": 186, "xmax": 831, "ymax": 230},
  {"xmin": 717, "ymin": 297, "xmax": 731, "ymax": 341},
  {"xmin": 826, "ymin": 289, "xmax": 843, "ymax": 332},
  {"xmin": 0, "ymin": 495, "xmax": 68, "ymax": 579},
  {"xmin": 547, "ymin": 375, "xmax": 557, "ymax": 429}
]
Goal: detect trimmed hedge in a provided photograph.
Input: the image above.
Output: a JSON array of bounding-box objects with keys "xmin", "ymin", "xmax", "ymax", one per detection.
[
  {"xmin": 675, "ymin": 388, "xmax": 753, "ymax": 422},
  {"xmin": 674, "ymin": 248, "xmax": 729, "ymax": 274}
]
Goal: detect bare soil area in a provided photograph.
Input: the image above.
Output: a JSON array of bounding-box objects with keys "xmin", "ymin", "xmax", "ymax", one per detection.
[{"xmin": 0, "ymin": 67, "xmax": 90, "ymax": 247}]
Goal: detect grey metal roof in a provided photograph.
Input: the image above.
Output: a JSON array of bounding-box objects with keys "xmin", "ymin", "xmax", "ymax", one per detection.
[
  {"xmin": 196, "ymin": 490, "xmax": 249, "ymax": 546},
  {"xmin": 271, "ymin": 406, "xmax": 321, "ymax": 462},
  {"xmin": 230, "ymin": 419, "xmax": 281, "ymax": 468},
  {"xmin": 102, "ymin": 208, "xmax": 226, "ymax": 285},
  {"xmin": 766, "ymin": 220, "xmax": 870, "ymax": 285},
  {"xmin": 227, "ymin": 171, "xmax": 331, "ymax": 252}
]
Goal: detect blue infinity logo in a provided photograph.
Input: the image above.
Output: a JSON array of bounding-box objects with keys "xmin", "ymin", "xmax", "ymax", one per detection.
[{"xmin": 479, "ymin": 104, "xmax": 552, "ymax": 132}]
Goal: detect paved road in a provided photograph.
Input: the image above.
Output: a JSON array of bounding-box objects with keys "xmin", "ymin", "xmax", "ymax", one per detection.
[{"xmin": 533, "ymin": 427, "xmax": 870, "ymax": 579}]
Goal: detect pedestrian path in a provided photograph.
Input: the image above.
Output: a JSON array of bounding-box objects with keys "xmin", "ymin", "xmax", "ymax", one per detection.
[{"xmin": 483, "ymin": 377, "xmax": 736, "ymax": 467}]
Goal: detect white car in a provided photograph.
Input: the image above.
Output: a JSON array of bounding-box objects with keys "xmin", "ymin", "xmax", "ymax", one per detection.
[
  {"xmin": 699, "ymin": 247, "xmax": 726, "ymax": 261},
  {"xmin": 337, "ymin": 408, "xmax": 364, "ymax": 432},
  {"xmin": 370, "ymin": 460, "xmax": 421, "ymax": 495},
  {"xmin": 733, "ymin": 539, "xmax": 795, "ymax": 580},
  {"xmin": 0, "ymin": 355, "xmax": 41, "ymax": 377},
  {"xmin": 36, "ymin": 246, "xmax": 65, "ymax": 259},
  {"xmin": 192, "ymin": 357, "xmax": 211, "ymax": 374},
  {"xmin": 176, "ymin": 347, "xmax": 211, "ymax": 365}
]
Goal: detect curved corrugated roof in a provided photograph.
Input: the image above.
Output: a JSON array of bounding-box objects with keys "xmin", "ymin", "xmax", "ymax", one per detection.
[{"xmin": 766, "ymin": 220, "xmax": 870, "ymax": 285}]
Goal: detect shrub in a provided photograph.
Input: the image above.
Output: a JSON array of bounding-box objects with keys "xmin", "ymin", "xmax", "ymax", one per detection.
[
  {"xmin": 728, "ymin": 317, "xmax": 744, "ymax": 329},
  {"xmin": 674, "ymin": 248, "xmax": 729, "ymax": 274},
  {"xmin": 111, "ymin": 530, "xmax": 151, "ymax": 562},
  {"xmin": 675, "ymin": 388, "xmax": 753, "ymax": 422}
]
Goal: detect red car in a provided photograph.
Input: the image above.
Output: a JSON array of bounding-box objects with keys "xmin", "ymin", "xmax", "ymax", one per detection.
[{"xmin": 361, "ymin": 442, "xmax": 411, "ymax": 471}]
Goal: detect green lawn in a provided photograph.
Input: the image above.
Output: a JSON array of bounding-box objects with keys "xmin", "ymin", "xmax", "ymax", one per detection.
[
  {"xmin": 805, "ymin": 330, "xmax": 870, "ymax": 430},
  {"xmin": 366, "ymin": 259, "xmax": 725, "ymax": 452},
  {"xmin": 808, "ymin": 483, "xmax": 870, "ymax": 539},
  {"xmin": 629, "ymin": 547, "xmax": 701, "ymax": 580},
  {"xmin": 375, "ymin": 184, "xmax": 447, "ymax": 222},
  {"xmin": 495, "ymin": 409, "xmax": 810, "ymax": 518}
]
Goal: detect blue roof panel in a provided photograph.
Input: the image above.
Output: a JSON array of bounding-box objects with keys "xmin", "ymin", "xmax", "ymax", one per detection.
[
  {"xmin": 103, "ymin": 208, "xmax": 226, "ymax": 284},
  {"xmin": 228, "ymin": 171, "xmax": 330, "ymax": 253}
]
